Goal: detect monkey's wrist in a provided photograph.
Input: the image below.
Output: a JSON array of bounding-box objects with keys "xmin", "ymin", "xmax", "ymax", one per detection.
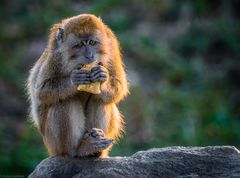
[
  {"xmin": 97, "ymin": 83, "xmax": 112, "ymax": 99},
  {"xmin": 100, "ymin": 81, "xmax": 108, "ymax": 92}
]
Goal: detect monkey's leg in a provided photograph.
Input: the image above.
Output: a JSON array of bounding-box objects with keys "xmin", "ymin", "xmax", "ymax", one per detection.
[
  {"xmin": 101, "ymin": 105, "xmax": 124, "ymax": 157},
  {"xmin": 77, "ymin": 128, "xmax": 113, "ymax": 157},
  {"xmin": 68, "ymin": 99, "xmax": 86, "ymax": 157},
  {"xmin": 43, "ymin": 103, "xmax": 71, "ymax": 156},
  {"xmin": 85, "ymin": 97, "xmax": 123, "ymax": 157},
  {"xmin": 43, "ymin": 100, "xmax": 86, "ymax": 157}
]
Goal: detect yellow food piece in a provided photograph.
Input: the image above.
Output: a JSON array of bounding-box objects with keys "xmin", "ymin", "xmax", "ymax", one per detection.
[{"xmin": 77, "ymin": 63, "xmax": 101, "ymax": 94}]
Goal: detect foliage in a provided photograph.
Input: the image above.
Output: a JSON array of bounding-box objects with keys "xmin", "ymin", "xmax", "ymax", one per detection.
[{"xmin": 0, "ymin": 0, "xmax": 239, "ymax": 175}]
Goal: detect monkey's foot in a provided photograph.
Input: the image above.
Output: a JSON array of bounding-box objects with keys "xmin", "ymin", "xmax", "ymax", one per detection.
[{"xmin": 77, "ymin": 128, "xmax": 113, "ymax": 157}]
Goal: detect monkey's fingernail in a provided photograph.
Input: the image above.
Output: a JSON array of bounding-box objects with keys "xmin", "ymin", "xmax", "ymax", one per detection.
[{"xmin": 77, "ymin": 64, "xmax": 84, "ymax": 69}]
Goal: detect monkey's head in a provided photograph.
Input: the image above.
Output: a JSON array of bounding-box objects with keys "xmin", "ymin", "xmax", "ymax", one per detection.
[{"xmin": 48, "ymin": 14, "xmax": 109, "ymax": 73}]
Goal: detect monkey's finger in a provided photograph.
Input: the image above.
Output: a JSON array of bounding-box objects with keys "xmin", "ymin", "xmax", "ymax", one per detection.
[
  {"xmin": 91, "ymin": 76, "xmax": 106, "ymax": 83},
  {"xmin": 91, "ymin": 66, "xmax": 101, "ymax": 72},
  {"xmin": 98, "ymin": 77, "xmax": 107, "ymax": 82},
  {"xmin": 72, "ymin": 69, "xmax": 89, "ymax": 73},
  {"xmin": 90, "ymin": 129, "xmax": 105, "ymax": 137},
  {"xmin": 91, "ymin": 66, "xmax": 107, "ymax": 73},
  {"xmin": 90, "ymin": 70, "xmax": 100, "ymax": 78},
  {"xmin": 76, "ymin": 79, "xmax": 91, "ymax": 84},
  {"xmin": 90, "ymin": 69, "xmax": 107, "ymax": 79},
  {"xmin": 91, "ymin": 73, "xmax": 107, "ymax": 82},
  {"xmin": 71, "ymin": 72, "xmax": 89, "ymax": 79},
  {"xmin": 93, "ymin": 144, "xmax": 111, "ymax": 151},
  {"xmin": 75, "ymin": 76, "xmax": 91, "ymax": 80},
  {"xmin": 92, "ymin": 143, "xmax": 112, "ymax": 151},
  {"xmin": 79, "ymin": 69, "xmax": 90, "ymax": 73},
  {"xmin": 90, "ymin": 72, "xmax": 107, "ymax": 79},
  {"xmin": 73, "ymin": 74, "xmax": 91, "ymax": 79},
  {"xmin": 72, "ymin": 70, "xmax": 89, "ymax": 74},
  {"xmin": 99, "ymin": 65, "xmax": 108, "ymax": 72},
  {"xmin": 72, "ymin": 74, "xmax": 90, "ymax": 78},
  {"xmin": 97, "ymin": 140, "xmax": 113, "ymax": 148},
  {"xmin": 90, "ymin": 75, "xmax": 107, "ymax": 83},
  {"xmin": 72, "ymin": 72, "xmax": 90, "ymax": 77},
  {"xmin": 73, "ymin": 78, "xmax": 91, "ymax": 84},
  {"xmin": 72, "ymin": 76, "xmax": 91, "ymax": 82},
  {"xmin": 92, "ymin": 138, "xmax": 113, "ymax": 144}
]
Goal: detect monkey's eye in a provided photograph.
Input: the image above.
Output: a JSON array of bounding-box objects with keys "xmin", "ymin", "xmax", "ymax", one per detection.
[
  {"xmin": 89, "ymin": 40, "xmax": 96, "ymax": 46},
  {"xmin": 72, "ymin": 42, "xmax": 83, "ymax": 49}
]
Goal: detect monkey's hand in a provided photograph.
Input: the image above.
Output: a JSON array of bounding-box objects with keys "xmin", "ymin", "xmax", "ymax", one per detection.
[
  {"xmin": 90, "ymin": 65, "xmax": 109, "ymax": 83},
  {"xmin": 70, "ymin": 68, "xmax": 91, "ymax": 86}
]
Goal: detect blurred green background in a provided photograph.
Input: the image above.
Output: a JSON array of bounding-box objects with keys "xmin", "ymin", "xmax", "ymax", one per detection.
[{"xmin": 0, "ymin": 0, "xmax": 240, "ymax": 175}]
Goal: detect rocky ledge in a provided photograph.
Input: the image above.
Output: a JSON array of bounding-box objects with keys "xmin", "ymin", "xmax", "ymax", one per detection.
[{"xmin": 29, "ymin": 146, "xmax": 240, "ymax": 178}]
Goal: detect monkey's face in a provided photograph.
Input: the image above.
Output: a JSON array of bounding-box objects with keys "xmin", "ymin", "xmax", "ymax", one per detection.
[
  {"xmin": 53, "ymin": 14, "xmax": 109, "ymax": 74},
  {"xmin": 65, "ymin": 33, "xmax": 101, "ymax": 64},
  {"xmin": 60, "ymin": 32, "xmax": 107, "ymax": 74},
  {"xmin": 57, "ymin": 34, "xmax": 107, "ymax": 73}
]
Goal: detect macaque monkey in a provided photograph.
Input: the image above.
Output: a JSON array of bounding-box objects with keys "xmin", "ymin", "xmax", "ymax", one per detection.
[{"xmin": 27, "ymin": 14, "xmax": 129, "ymax": 157}]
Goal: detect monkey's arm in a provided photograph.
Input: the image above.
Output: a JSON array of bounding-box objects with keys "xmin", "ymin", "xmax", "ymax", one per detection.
[
  {"xmin": 99, "ymin": 29, "xmax": 129, "ymax": 104},
  {"xmin": 31, "ymin": 52, "xmax": 77, "ymax": 105},
  {"xmin": 100, "ymin": 76, "xmax": 128, "ymax": 104},
  {"xmin": 38, "ymin": 76, "xmax": 76, "ymax": 104},
  {"xmin": 36, "ymin": 65, "xmax": 93, "ymax": 104},
  {"xmin": 91, "ymin": 65, "xmax": 129, "ymax": 104}
]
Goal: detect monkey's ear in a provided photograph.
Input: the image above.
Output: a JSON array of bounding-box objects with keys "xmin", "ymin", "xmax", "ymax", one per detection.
[{"xmin": 56, "ymin": 27, "xmax": 64, "ymax": 43}]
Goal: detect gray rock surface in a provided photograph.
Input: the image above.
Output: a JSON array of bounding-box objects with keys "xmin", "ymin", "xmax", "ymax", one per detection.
[{"xmin": 29, "ymin": 146, "xmax": 240, "ymax": 178}]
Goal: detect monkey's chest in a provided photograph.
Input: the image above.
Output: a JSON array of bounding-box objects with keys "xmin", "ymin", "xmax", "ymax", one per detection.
[
  {"xmin": 76, "ymin": 92, "xmax": 103, "ymax": 119},
  {"xmin": 76, "ymin": 92, "xmax": 92, "ymax": 108}
]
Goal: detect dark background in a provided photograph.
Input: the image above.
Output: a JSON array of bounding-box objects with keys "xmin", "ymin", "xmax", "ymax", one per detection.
[{"xmin": 0, "ymin": 0, "xmax": 240, "ymax": 175}]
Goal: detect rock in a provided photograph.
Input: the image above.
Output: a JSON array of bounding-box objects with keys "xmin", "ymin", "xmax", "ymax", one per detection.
[{"xmin": 29, "ymin": 146, "xmax": 240, "ymax": 178}]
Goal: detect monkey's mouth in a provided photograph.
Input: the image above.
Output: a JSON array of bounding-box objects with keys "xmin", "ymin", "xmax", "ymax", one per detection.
[{"xmin": 70, "ymin": 54, "xmax": 78, "ymax": 59}]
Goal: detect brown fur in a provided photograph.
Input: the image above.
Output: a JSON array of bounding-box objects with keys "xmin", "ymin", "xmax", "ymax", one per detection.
[{"xmin": 27, "ymin": 14, "xmax": 129, "ymax": 157}]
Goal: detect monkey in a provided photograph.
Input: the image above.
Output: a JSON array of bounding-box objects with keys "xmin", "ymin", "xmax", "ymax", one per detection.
[{"xmin": 27, "ymin": 14, "xmax": 129, "ymax": 157}]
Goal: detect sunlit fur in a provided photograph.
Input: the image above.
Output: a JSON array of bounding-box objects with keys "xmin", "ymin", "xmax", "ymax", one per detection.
[{"xmin": 27, "ymin": 14, "xmax": 129, "ymax": 157}]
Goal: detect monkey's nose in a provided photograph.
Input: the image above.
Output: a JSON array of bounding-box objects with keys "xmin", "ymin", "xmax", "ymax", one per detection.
[
  {"xmin": 85, "ymin": 57, "xmax": 94, "ymax": 63},
  {"xmin": 85, "ymin": 54, "xmax": 95, "ymax": 63},
  {"xmin": 85, "ymin": 55, "xmax": 94, "ymax": 60}
]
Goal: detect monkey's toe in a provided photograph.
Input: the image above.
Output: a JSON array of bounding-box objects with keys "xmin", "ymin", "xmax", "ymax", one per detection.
[
  {"xmin": 92, "ymin": 137, "xmax": 113, "ymax": 151},
  {"xmin": 90, "ymin": 128, "xmax": 105, "ymax": 138},
  {"xmin": 78, "ymin": 135, "xmax": 113, "ymax": 157}
]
